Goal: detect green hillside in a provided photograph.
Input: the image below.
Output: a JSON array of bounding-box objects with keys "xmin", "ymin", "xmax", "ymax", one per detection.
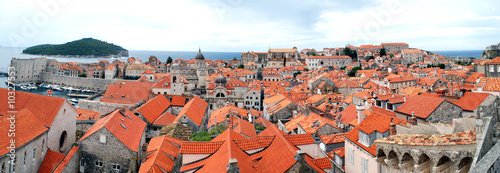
[{"xmin": 22, "ymin": 38, "xmax": 128, "ymax": 57}]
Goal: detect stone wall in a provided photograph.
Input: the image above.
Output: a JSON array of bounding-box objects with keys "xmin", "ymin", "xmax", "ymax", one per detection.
[
  {"xmin": 80, "ymin": 128, "xmax": 140, "ymax": 173},
  {"xmin": 426, "ymin": 100, "xmax": 463, "ymax": 124},
  {"xmin": 470, "ymin": 141, "xmax": 500, "ymax": 173},
  {"xmin": 39, "ymin": 72, "xmax": 121, "ymax": 90}
]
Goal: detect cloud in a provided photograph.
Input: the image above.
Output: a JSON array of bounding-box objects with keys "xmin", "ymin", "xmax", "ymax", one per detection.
[{"xmin": 0, "ymin": 0, "xmax": 499, "ymax": 51}]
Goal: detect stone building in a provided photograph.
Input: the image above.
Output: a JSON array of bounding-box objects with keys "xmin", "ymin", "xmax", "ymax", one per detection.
[
  {"xmin": 381, "ymin": 43, "xmax": 409, "ymax": 52},
  {"xmin": 205, "ymin": 75, "xmax": 237, "ymax": 111},
  {"xmin": 0, "ymin": 88, "xmax": 77, "ymax": 154},
  {"xmin": 395, "ymin": 95, "xmax": 463, "ymax": 124},
  {"xmin": 484, "ymin": 57, "xmax": 500, "ymax": 77},
  {"xmin": 0, "ymin": 108, "xmax": 48, "ymax": 173},
  {"xmin": 79, "ymin": 108, "xmax": 146, "ymax": 173},
  {"xmin": 10, "ymin": 57, "xmax": 47, "ymax": 83},
  {"xmin": 105, "ymin": 65, "xmax": 117, "ymax": 79},
  {"xmin": 266, "ymin": 47, "xmax": 300, "ymax": 68},
  {"xmin": 125, "ymin": 64, "xmax": 155, "ymax": 77},
  {"xmin": 402, "ymin": 49, "xmax": 424, "ymax": 64},
  {"xmin": 305, "ymin": 55, "xmax": 352, "ymax": 70},
  {"xmin": 244, "ymin": 87, "xmax": 264, "ymax": 111},
  {"xmin": 172, "ymin": 96, "xmax": 209, "ymax": 132},
  {"xmin": 263, "ymin": 94, "xmax": 298, "ymax": 122}
]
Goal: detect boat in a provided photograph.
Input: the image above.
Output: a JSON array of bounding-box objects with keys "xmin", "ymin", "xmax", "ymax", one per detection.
[
  {"xmin": 20, "ymin": 86, "xmax": 27, "ymax": 90},
  {"xmin": 68, "ymin": 98, "xmax": 78, "ymax": 103}
]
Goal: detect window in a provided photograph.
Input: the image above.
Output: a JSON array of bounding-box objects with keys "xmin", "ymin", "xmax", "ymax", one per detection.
[
  {"xmin": 361, "ymin": 157, "xmax": 367, "ymax": 173},
  {"xmin": 490, "ymin": 65, "xmax": 494, "ymax": 72},
  {"xmin": 24, "ymin": 151, "xmax": 27, "ymax": 165},
  {"xmin": 349, "ymin": 148, "xmax": 354, "ymax": 164},
  {"xmin": 100, "ymin": 135, "xmax": 106, "ymax": 143},
  {"xmin": 1, "ymin": 163, "xmax": 4, "ymax": 173},
  {"xmin": 32, "ymin": 148, "xmax": 36, "ymax": 160},
  {"xmin": 112, "ymin": 164, "xmax": 120, "ymax": 170},
  {"xmin": 59, "ymin": 131, "xmax": 67, "ymax": 150},
  {"xmin": 95, "ymin": 160, "xmax": 103, "ymax": 167}
]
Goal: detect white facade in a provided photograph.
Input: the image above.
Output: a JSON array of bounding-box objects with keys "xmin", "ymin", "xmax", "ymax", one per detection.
[{"xmin": 306, "ymin": 56, "xmax": 352, "ymax": 70}]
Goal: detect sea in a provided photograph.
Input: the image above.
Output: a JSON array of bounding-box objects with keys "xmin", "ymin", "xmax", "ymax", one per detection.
[
  {"xmin": 0, "ymin": 47, "xmax": 241, "ymax": 101},
  {"xmin": 0, "ymin": 47, "xmax": 484, "ymax": 101}
]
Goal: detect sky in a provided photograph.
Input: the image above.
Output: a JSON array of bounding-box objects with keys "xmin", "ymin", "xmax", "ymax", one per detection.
[{"xmin": 1, "ymin": 0, "xmax": 499, "ymax": 52}]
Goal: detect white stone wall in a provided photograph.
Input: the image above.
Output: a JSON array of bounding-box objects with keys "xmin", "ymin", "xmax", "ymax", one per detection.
[
  {"xmin": 0, "ymin": 132, "xmax": 48, "ymax": 173},
  {"xmin": 345, "ymin": 140, "xmax": 384, "ymax": 173},
  {"xmin": 48, "ymin": 101, "xmax": 77, "ymax": 154}
]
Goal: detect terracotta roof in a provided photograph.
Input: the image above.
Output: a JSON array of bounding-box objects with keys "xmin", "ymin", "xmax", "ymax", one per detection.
[
  {"xmin": 465, "ymin": 73, "xmax": 485, "ymax": 83},
  {"xmin": 485, "ymin": 57, "xmax": 500, "ymax": 64},
  {"xmin": 338, "ymin": 104, "xmax": 357, "ymax": 125},
  {"xmin": 152, "ymin": 112, "xmax": 177, "ymax": 126},
  {"xmin": 284, "ymin": 113, "xmax": 337, "ymax": 133},
  {"xmin": 208, "ymin": 105, "xmax": 249, "ymax": 127},
  {"xmin": 101, "ymin": 81, "xmax": 154, "ymax": 105},
  {"xmin": 139, "ymin": 135, "xmax": 181, "ymax": 173},
  {"xmin": 53, "ymin": 146, "xmax": 80, "ymax": 173},
  {"xmin": 232, "ymin": 118, "xmax": 257, "ymax": 138},
  {"xmin": 334, "ymin": 147, "xmax": 346, "ymax": 159},
  {"xmin": 320, "ymin": 133, "xmax": 346, "ymax": 144},
  {"xmin": 381, "ymin": 43, "xmax": 408, "ymax": 46},
  {"xmin": 79, "ymin": 109, "xmax": 147, "ymax": 152},
  {"xmin": 134, "ymin": 95, "xmax": 171, "ymax": 123},
  {"xmin": 455, "ymin": 92, "xmax": 491, "ymax": 111},
  {"xmin": 170, "ymin": 95, "xmax": 187, "ymax": 106},
  {"xmin": 76, "ymin": 108, "xmax": 100, "ymax": 120},
  {"xmin": 402, "ymin": 49, "xmax": 423, "ymax": 54},
  {"xmin": 305, "ymin": 55, "xmax": 351, "ymax": 59},
  {"xmin": 39, "ymin": 149, "xmax": 65, "ymax": 173},
  {"xmin": 180, "ymin": 141, "xmax": 224, "ymax": 154},
  {"xmin": 481, "ymin": 77, "xmax": 500, "ymax": 91},
  {"xmin": 312, "ymin": 157, "xmax": 333, "ymax": 169},
  {"xmin": 395, "ymin": 95, "xmax": 445, "ymax": 119},
  {"xmin": 376, "ymin": 130, "xmax": 476, "ymax": 146},
  {"xmin": 0, "ymin": 108, "xmax": 48, "ymax": 157},
  {"xmin": 0, "ymin": 88, "xmax": 65, "ymax": 127},
  {"xmin": 345, "ymin": 113, "xmax": 407, "ymax": 156},
  {"xmin": 233, "ymin": 136, "xmax": 275, "ymax": 150},
  {"xmin": 174, "ymin": 96, "xmax": 208, "ymax": 126},
  {"xmin": 284, "ymin": 133, "xmax": 316, "ymax": 145}
]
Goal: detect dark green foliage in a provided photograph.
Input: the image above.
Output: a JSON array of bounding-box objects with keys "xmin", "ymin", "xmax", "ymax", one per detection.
[
  {"xmin": 348, "ymin": 66, "xmax": 362, "ymax": 77},
  {"xmin": 238, "ymin": 64, "xmax": 245, "ymax": 68},
  {"xmin": 428, "ymin": 64, "xmax": 445, "ymax": 69},
  {"xmin": 124, "ymin": 76, "xmax": 141, "ymax": 80},
  {"xmin": 343, "ymin": 47, "xmax": 358, "ymax": 59},
  {"xmin": 255, "ymin": 123, "xmax": 266, "ymax": 131},
  {"xmin": 233, "ymin": 57, "xmax": 238, "ymax": 61},
  {"xmin": 340, "ymin": 66, "xmax": 346, "ymax": 70},
  {"xmin": 79, "ymin": 74, "xmax": 87, "ymax": 78},
  {"xmin": 22, "ymin": 38, "xmax": 127, "ymax": 56},
  {"xmin": 380, "ymin": 48, "xmax": 387, "ymax": 56},
  {"xmin": 191, "ymin": 124, "xmax": 226, "ymax": 141},
  {"xmin": 367, "ymin": 56, "xmax": 375, "ymax": 61},
  {"xmin": 166, "ymin": 56, "xmax": 173, "ymax": 64}
]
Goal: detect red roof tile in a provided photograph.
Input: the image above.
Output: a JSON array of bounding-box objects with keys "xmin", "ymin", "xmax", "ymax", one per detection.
[
  {"xmin": 0, "ymin": 108, "xmax": 48, "ymax": 156},
  {"xmin": 53, "ymin": 146, "xmax": 80, "ymax": 173},
  {"xmin": 180, "ymin": 141, "xmax": 224, "ymax": 154},
  {"xmin": 170, "ymin": 95, "xmax": 187, "ymax": 106},
  {"xmin": 0, "ymin": 88, "xmax": 65, "ymax": 127},
  {"xmin": 232, "ymin": 118, "xmax": 257, "ymax": 138},
  {"xmin": 139, "ymin": 135, "xmax": 181, "ymax": 173},
  {"xmin": 101, "ymin": 81, "xmax": 154, "ymax": 105},
  {"xmin": 320, "ymin": 133, "xmax": 346, "ymax": 144},
  {"xmin": 312, "ymin": 157, "xmax": 332, "ymax": 169},
  {"xmin": 332, "ymin": 147, "xmax": 345, "ymax": 158},
  {"xmin": 338, "ymin": 104, "xmax": 357, "ymax": 125},
  {"xmin": 395, "ymin": 95, "xmax": 445, "ymax": 119},
  {"xmin": 39, "ymin": 149, "xmax": 65, "ymax": 173},
  {"xmin": 284, "ymin": 133, "xmax": 316, "ymax": 145},
  {"xmin": 76, "ymin": 108, "xmax": 100, "ymax": 120},
  {"xmin": 134, "ymin": 95, "xmax": 171, "ymax": 123},
  {"xmin": 455, "ymin": 92, "xmax": 491, "ymax": 111},
  {"xmin": 174, "ymin": 96, "xmax": 208, "ymax": 126},
  {"xmin": 79, "ymin": 109, "xmax": 146, "ymax": 152}
]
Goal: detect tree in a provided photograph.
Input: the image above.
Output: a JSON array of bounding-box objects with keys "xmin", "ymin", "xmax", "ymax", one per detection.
[
  {"xmin": 79, "ymin": 74, "xmax": 87, "ymax": 78},
  {"xmin": 233, "ymin": 57, "xmax": 238, "ymax": 61},
  {"xmin": 380, "ymin": 48, "xmax": 387, "ymax": 56},
  {"xmin": 166, "ymin": 56, "xmax": 173, "ymax": 64},
  {"xmin": 348, "ymin": 66, "xmax": 362, "ymax": 77},
  {"xmin": 343, "ymin": 47, "xmax": 358, "ymax": 60},
  {"xmin": 237, "ymin": 64, "xmax": 244, "ymax": 68}
]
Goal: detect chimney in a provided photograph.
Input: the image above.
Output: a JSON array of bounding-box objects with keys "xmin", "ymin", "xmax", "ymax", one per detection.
[
  {"xmin": 410, "ymin": 111, "xmax": 417, "ymax": 125},
  {"xmin": 403, "ymin": 96, "xmax": 406, "ymax": 102},
  {"xmin": 356, "ymin": 103, "xmax": 366, "ymax": 124},
  {"xmin": 119, "ymin": 107, "xmax": 127, "ymax": 115},
  {"xmin": 227, "ymin": 158, "xmax": 239, "ymax": 173},
  {"xmin": 141, "ymin": 143, "xmax": 148, "ymax": 162},
  {"xmin": 389, "ymin": 118, "xmax": 396, "ymax": 136}
]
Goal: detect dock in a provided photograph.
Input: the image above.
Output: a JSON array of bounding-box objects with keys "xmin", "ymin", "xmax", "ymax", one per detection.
[{"xmin": 67, "ymin": 93, "xmax": 92, "ymax": 98}]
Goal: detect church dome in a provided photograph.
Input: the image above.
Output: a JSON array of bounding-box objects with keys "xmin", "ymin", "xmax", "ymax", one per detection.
[
  {"xmin": 215, "ymin": 75, "xmax": 226, "ymax": 85},
  {"xmin": 195, "ymin": 48, "xmax": 205, "ymax": 60}
]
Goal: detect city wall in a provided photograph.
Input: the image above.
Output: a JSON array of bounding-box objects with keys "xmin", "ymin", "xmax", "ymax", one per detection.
[{"xmin": 39, "ymin": 72, "xmax": 122, "ymax": 90}]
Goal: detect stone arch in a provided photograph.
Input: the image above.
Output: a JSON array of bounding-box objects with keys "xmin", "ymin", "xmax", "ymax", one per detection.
[
  {"xmin": 457, "ymin": 157, "xmax": 472, "ymax": 172},
  {"xmin": 377, "ymin": 149, "xmax": 386, "ymax": 158},
  {"xmin": 437, "ymin": 156, "xmax": 450, "ymax": 166},
  {"xmin": 417, "ymin": 153, "xmax": 430, "ymax": 165},
  {"xmin": 401, "ymin": 152, "xmax": 414, "ymax": 163}
]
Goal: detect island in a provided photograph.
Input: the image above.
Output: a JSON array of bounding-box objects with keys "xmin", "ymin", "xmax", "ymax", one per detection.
[{"xmin": 22, "ymin": 38, "xmax": 129, "ymax": 58}]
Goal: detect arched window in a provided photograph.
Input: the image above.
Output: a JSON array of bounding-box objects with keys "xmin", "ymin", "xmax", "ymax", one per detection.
[
  {"xmin": 59, "ymin": 131, "xmax": 67, "ymax": 150},
  {"xmin": 1, "ymin": 162, "xmax": 4, "ymax": 173}
]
